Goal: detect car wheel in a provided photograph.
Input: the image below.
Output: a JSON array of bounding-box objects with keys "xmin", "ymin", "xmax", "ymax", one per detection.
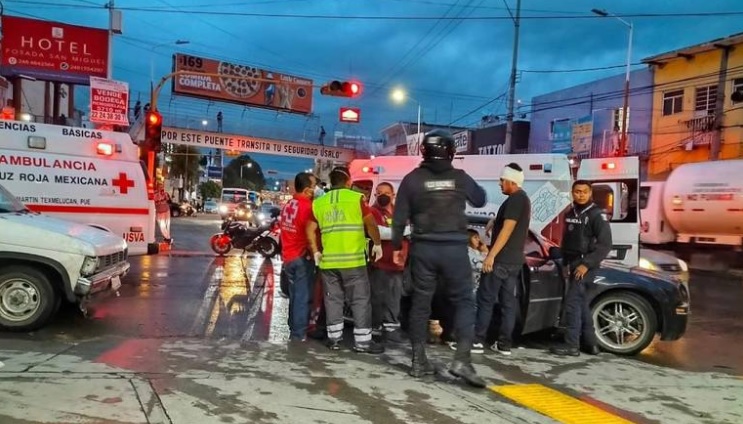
[
  {"xmin": 591, "ymin": 291, "xmax": 657, "ymax": 356},
  {"xmin": 0, "ymin": 266, "xmax": 58, "ymax": 332}
]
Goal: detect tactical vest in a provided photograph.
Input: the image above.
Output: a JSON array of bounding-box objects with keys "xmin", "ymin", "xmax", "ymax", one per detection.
[
  {"xmin": 312, "ymin": 188, "xmax": 367, "ymax": 269},
  {"xmin": 562, "ymin": 203, "xmax": 603, "ymax": 260},
  {"xmin": 411, "ymin": 168, "xmax": 468, "ymax": 235}
]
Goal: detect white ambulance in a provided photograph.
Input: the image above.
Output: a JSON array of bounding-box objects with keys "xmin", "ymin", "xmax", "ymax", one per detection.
[
  {"xmin": 0, "ymin": 120, "xmax": 158, "ymax": 255},
  {"xmin": 349, "ymin": 154, "xmax": 641, "ymax": 268}
]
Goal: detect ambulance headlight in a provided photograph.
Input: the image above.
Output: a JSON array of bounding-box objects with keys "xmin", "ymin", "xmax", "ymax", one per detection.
[{"xmin": 80, "ymin": 256, "xmax": 99, "ymax": 276}]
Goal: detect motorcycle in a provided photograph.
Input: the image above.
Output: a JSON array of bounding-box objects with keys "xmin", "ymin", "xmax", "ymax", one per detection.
[{"xmin": 210, "ymin": 208, "xmax": 281, "ymax": 257}]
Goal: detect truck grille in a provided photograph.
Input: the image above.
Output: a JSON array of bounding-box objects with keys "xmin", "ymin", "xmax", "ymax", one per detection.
[{"xmin": 96, "ymin": 248, "xmax": 128, "ymax": 272}]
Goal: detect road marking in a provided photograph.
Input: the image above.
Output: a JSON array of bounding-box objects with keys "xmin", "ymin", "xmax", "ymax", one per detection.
[
  {"xmin": 0, "ymin": 360, "xmax": 4, "ymax": 369},
  {"xmin": 490, "ymin": 384, "xmax": 635, "ymax": 424}
]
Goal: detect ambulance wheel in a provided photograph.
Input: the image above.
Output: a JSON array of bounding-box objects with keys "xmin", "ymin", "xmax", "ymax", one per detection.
[{"xmin": 0, "ymin": 266, "xmax": 58, "ymax": 332}]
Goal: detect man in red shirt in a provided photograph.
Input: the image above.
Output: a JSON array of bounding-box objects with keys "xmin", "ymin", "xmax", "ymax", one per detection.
[
  {"xmin": 369, "ymin": 182, "xmax": 409, "ymax": 344},
  {"xmin": 280, "ymin": 172, "xmax": 318, "ymax": 341}
]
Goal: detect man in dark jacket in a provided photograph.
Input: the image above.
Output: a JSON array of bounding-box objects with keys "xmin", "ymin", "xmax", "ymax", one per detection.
[
  {"xmin": 551, "ymin": 179, "xmax": 613, "ymax": 356},
  {"xmin": 391, "ymin": 129, "xmax": 487, "ymax": 388}
]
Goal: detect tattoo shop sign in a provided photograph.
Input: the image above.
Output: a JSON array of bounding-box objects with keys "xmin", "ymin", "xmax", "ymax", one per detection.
[{"xmin": 161, "ymin": 128, "xmax": 356, "ymax": 162}]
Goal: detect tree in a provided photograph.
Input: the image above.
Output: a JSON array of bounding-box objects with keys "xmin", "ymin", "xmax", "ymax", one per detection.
[
  {"xmin": 199, "ymin": 180, "xmax": 222, "ymax": 201},
  {"xmin": 223, "ymin": 154, "xmax": 266, "ymax": 190},
  {"xmin": 168, "ymin": 145, "xmax": 202, "ymax": 191}
]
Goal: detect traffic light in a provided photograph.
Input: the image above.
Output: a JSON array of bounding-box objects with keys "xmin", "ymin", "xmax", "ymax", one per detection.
[
  {"xmin": 144, "ymin": 110, "xmax": 163, "ymax": 153},
  {"xmin": 320, "ymin": 80, "xmax": 362, "ymax": 97}
]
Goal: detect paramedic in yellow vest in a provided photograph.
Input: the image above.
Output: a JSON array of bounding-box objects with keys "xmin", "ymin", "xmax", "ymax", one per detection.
[{"xmin": 306, "ymin": 166, "xmax": 386, "ymax": 354}]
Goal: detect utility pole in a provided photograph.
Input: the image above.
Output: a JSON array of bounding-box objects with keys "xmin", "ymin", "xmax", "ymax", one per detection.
[{"xmin": 504, "ymin": 0, "xmax": 522, "ymax": 155}]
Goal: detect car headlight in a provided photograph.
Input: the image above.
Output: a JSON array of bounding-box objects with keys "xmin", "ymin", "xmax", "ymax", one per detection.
[
  {"xmin": 638, "ymin": 257, "xmax": 656, "ymax": 271},
  {"xmin": 219, "ymin": 205, "xmax": 228, "ymax": 213},
  {"xmin": 258, "ymin": 213, "xmax": 266, "ymax": 220},
  {"xmin": 678, "ymin": 258, "xmax": 689, "ymax": 272},
  {"xmin": 80, "ymin": 256, "xmax": 99, "ymax": 276}
]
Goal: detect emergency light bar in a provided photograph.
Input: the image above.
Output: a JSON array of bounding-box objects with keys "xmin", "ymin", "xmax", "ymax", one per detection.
[
  {"xmin": 96, "ymin": 142, "xmax": 114, "ymax": 156},
  {"xmin": 601, "ymin": 162, "xmax": 616, "ymax": 170},
  {"xmin": 361, "ymin": 166, "xmax": 382, "ymax": 174}
]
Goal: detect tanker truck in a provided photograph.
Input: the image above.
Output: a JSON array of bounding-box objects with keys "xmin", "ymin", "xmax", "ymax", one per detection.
[{"xmin": 640, "ymin": 159, "xmax": 743, "ymax": 248}]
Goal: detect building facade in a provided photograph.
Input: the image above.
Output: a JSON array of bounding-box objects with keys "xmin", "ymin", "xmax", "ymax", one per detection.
[
  {"xmin": 471, "ymin": 121, "xmax": 530, "ymax": 155},
  {"xmin": 643, "ymin": 33, "xmax": 743, "ymax": 178},
  {"xmin": 528, "ymin": 69, "xmax": 653, "ymax": 164}
]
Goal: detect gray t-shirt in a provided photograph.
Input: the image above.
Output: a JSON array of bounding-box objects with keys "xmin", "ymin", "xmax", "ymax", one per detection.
[{"xmin": 490, "ymin": 189, "xmax": 531, "ymax": 266}]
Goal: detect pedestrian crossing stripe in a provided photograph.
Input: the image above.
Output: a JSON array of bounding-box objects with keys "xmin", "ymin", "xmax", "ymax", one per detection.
[{"xmin": 490, "ymin": 384, "xmax": 635, "ymax": 424}]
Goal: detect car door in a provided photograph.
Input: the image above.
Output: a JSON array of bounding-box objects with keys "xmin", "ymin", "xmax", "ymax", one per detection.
[{"xmin": 521, "ymin": 233, "xmax": 566, "ymax": 335}]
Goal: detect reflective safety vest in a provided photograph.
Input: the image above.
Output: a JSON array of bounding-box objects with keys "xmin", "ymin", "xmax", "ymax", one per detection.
[{"xmin": 312, "ymin": 188, "xmax": 366, "ymax": 269}]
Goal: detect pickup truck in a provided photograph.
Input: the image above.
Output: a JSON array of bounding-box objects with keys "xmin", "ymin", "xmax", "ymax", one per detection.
[{"xmin": 0, "ymin": 183, "xmax": 130, "ymax": 331}]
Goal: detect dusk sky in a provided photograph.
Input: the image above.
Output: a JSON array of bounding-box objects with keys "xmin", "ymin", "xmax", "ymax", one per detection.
[{"xmin": 5, "ymin": 0, "xmax": 743, "ymax": 177}]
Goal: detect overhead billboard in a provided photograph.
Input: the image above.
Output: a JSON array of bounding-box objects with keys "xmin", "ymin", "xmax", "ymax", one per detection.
[
  {"xmin": 171, "ymin": 54, "xmax": 313, "ymax": 115},
  {"xmin": 0, "ymin": 15, "xmax": 109, "ymax": 84}
]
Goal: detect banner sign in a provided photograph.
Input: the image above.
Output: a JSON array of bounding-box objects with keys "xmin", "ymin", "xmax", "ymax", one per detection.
[
  {"xmin": 0, "ymin": 15, "xmax": 109, "ymax": 84},
  {"xmin": 406, "ymin": 133, "xmax": 422, "ymax": 156},
  {"xmin": 453, "ymin": 130, "xmax": 470, "ymax": 153},
  {"xmin": 550, "ymin": 119, "xmax": 572, "ymax": 154},
  {"xmin": 171, "ymin": 54, "xmax": 313, "ymax": 115},
  {"xmin": 571, "ymin": 115, "xmax": 594, "ymax": 155},
  {"xmin": 89, "ymin": 77, "xmax": 129, "ymax": 126},
  {"xmin": 161, "ymin": 128, "xmax": 355, "ymax": 162}
]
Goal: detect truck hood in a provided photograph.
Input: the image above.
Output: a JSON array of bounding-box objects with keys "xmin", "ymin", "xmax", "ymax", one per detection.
[{"xmin": 0, "ymin": 211, "xmax": 127, "ymax": 257}]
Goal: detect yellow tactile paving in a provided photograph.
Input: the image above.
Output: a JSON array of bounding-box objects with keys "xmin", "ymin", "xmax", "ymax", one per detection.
[{"xmin": 490, "ymin": 384, "xmax": 636, "ymax": 424}]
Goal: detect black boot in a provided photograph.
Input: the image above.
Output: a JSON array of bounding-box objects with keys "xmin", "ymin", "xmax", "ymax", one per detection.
[
  {"xmin": 410, "ymin": 343, "xmax": 435, "ymax": 378},
  {"xmin": 449, "ymin": 339, "xmax": 487, "ymax": 388}
]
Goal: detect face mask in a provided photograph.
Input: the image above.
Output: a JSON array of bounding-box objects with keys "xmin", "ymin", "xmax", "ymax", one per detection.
[{"xmin": 377, "ymin": 194, "xmax": 392, "ymax": 207}]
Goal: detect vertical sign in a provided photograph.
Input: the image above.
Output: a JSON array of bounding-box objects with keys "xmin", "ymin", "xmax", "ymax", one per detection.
[
  {"xmin": 89, "ymin": 77, "xmax": 129, "ymax": 126},
  {"xmin": 550, "ymin": 119, "xmax": 573, "ymax": 154},
  {"xmin": 571, "ymin": 115, "xmax": 593, "ymax": 155},
  {"xmin": 453, "ymin": 130, "xmax": 470, "ymax": 154}
]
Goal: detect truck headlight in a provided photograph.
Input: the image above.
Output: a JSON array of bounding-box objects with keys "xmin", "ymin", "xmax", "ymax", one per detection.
[
  {"xmin": 80, "ymin": 256, "xmax": 99, "ymax": 276},
  {"xmin": 638, "ymin": 257, "xmax": 656, "ymax": 271}
]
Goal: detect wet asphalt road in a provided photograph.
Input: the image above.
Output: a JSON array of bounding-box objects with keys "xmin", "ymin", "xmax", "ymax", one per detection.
[{"xmin": 1, "ymin": 214, "xmax": 742, "ymax": 424}]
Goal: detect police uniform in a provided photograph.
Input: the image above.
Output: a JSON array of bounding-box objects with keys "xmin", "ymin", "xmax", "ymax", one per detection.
[
  {"xmin": 391, "ymin": 130, "xmax": 487, "ymax": 388},
  {"xmin": 555, "ymin": 202, "xmax": 613, "ymax": 355}
]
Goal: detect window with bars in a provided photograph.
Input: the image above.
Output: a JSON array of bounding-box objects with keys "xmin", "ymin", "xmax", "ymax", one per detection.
[
  {"xmin": 732, "ymin": 78, "xmax": 743, "ymax": 104},
  {"xmin": 662, "ymin": 89, "xmax": 684, "ymax": 116},
  {"xmin": 694, "ymin": 85, "xmax": 717, "ymax": 113}
]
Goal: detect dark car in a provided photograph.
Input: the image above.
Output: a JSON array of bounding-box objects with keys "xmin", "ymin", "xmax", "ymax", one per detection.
[{"xmin": 467, "ymin": 215, "xmax": 690, "ymax": 356}]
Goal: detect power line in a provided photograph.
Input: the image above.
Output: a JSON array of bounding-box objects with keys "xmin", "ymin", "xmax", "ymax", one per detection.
[{"xmin": 7, "ymin": 1, "xmax": 743, "ymax": 19}]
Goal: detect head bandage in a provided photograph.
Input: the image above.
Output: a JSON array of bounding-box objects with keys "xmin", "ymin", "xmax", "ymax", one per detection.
[{"xmin": 501, "ymin": 166, "xmax": 524, "ymax": 187}]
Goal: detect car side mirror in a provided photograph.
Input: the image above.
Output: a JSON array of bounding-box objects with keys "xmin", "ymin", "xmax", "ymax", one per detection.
[{"xmin": 548, "ymin": 246, "xmax": 562, "ymax": 261}]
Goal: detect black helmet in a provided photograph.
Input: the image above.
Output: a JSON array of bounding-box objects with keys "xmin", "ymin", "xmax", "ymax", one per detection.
[{"xmin": 420, "ymin": 129, "xmax": 456, "ymax": 161}]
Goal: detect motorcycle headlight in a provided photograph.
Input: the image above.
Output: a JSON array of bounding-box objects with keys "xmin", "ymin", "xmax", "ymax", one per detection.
[{"xmin": 80, "ymin": 256, "xmax": 99, "ymax": 276}]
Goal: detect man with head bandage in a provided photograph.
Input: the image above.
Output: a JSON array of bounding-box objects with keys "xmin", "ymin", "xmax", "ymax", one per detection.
[{"xmin": 475, "ymin": 162, "xmax": 531, "ymax": 356}]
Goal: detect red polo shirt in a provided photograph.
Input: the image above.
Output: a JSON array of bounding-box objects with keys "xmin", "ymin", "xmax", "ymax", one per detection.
[
  {"xmin": 280, "ymin": 194, "xmax": 316, "ymax": 263},
  {"xmin": 369, "ymin": 204, "xmax": 408, "ymax": 272}
]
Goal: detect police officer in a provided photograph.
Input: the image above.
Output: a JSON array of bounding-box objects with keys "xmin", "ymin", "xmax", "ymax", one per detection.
[
  {"xmin": 391, "ymin": 130, "xmax": 487, "ymax": 388},
  {"xmin": 550, "ymin": 179, "xmax": 612, "ymax": 356}
]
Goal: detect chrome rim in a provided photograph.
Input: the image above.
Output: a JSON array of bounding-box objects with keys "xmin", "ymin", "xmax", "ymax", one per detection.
[
  {"xmin": 593, "ymin": 299, "xmax": 647, "ymax": 351},
  {"xmin": 0, "ymin": 278, "xmax": 41, "ymax": 322}
]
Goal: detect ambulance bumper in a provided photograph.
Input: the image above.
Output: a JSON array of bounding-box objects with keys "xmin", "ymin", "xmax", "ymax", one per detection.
[{"xmin": 75, "ymin": 261, "xmax": 131, "ymax": 296}]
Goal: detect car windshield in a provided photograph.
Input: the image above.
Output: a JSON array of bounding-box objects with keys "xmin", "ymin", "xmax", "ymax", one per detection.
[{"xmin": 0, "ymin": 183, "xmax": 28, "ymax": 213}]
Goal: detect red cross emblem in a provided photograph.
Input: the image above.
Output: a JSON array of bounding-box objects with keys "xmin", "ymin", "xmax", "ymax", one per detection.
[
  {"xmin": 281, "ymin": 200, "xmax": 299, "ymax": 225},
  {"xmin": 112, "ymin": 172, "xmax": 135, "ymax": 194}
]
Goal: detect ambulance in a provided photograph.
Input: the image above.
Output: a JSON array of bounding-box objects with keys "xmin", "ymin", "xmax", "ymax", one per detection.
[
  {"xmin": 0, "ymin": 120, "xmax": 158, "ymax": 255},
  {"xmin": 349, "ymin": 154, "xmax": 641, "ymax": 268}
]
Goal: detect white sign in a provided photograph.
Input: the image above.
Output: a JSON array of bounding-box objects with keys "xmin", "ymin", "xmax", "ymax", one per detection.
[
  {"xmin": 161, "ymin": 128, "xmax": 356, "ymax": 162},
  {"xmin": 89, "ymin": 77, "xmax": 129, "ymax": 126},
  {"xmin": 406, "ymin": 133, "xmax": 422, "ymax": 156},
  {"xmin": 453, "ymin": 130, "xmax": 470, "ymax": 153}
]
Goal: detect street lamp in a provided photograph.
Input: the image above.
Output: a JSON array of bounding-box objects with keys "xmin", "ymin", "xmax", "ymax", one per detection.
[
  {"xmin": 391, "ymin": 88, "xmax": 422, "ymax": 146},
  {"xmin": 592, "ymin": 8, "xmax": 633, "ymax": 156},
  {"xmin": 150, "ymin": 40, "xmax": 189, "ymax": 83},
  {"xmin": 240, "ymin": 162, "xmax": 253, "ymax": 179},
  {"xmin": 201, "ymin": 120, "xmax": 208, "ymax": 131}
]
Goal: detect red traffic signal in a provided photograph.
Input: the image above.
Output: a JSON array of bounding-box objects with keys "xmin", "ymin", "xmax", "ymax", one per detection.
[
  {"xmin": 144, "ymin": 110, "xmax": 163, "ymax": 153},
  {"xmin": 320, "ymin": 80, "xmax": 362, "ymax": 97}
]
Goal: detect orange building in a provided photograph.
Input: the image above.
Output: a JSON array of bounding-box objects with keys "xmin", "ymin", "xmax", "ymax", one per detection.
[{"xmin": 643, "ymin": 33, "xmax": 743, "ymax": 178}]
